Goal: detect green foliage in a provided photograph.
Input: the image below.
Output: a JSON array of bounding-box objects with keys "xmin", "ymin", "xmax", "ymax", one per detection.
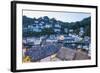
[
  {"xmin": 23, "ymin": 16, "xmax": 91, "ymax": 37},
  {"xmin": 41, "ymin": 28, "xmax": 54, "ymax": 35}
]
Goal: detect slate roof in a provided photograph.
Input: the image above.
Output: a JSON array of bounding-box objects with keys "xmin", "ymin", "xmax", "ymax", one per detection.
[
  {"xmin": 25, "ymin": 44, "xmax": 60, "ymax": 62},
  {"xmin": 57, "ymin": 47, "xmax": 90, "ymax": 60}
]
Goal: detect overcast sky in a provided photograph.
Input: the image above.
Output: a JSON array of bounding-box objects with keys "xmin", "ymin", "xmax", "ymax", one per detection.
[{"xmin": 23, "ymin": 10, "xmax": 91, "ymax": 23}]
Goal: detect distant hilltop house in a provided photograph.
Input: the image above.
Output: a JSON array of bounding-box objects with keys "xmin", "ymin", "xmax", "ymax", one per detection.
[
  {"xmin": 69, "ymin": 29, "xmax": 73, "ymax": 33},
  {"xmin": 64, "ymin": 28, "xmax": 68, "ymax": 33},
  {"xmin": 23, "ymin": 16, "xmax": 91, "ymax": 37},
  {"xmin": 23, "ymin": 16, "xmax": 62, "ymax": 34}
]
